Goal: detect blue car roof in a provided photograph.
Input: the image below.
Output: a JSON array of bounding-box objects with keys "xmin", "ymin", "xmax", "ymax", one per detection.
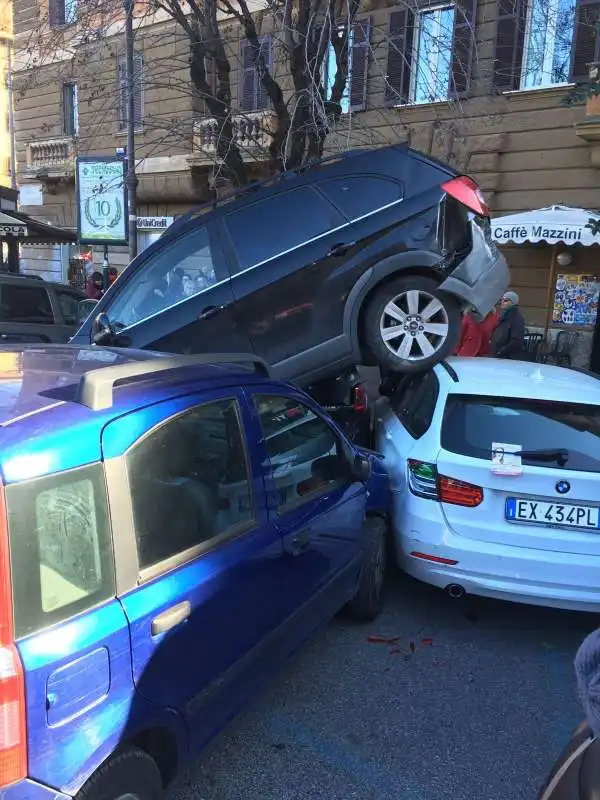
[{"xmin": 0, "ymin": 344, "xmax": 279, "ymax": 483}]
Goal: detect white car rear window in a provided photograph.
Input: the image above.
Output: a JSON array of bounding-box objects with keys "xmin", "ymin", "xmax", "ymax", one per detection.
[{"xmin": 442, "ymin": 395, "xmax": 600, "ymax": 473}]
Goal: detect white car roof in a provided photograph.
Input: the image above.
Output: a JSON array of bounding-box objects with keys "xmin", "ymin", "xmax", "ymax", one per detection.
[{"xmin": 439, "ymin": 357, "xmax": 600, "ymax": 405}]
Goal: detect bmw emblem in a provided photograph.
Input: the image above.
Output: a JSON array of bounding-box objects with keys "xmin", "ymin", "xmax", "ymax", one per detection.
[{"xmin": 556, "ymin": 480, "xmax": 570, "ymax": 495}]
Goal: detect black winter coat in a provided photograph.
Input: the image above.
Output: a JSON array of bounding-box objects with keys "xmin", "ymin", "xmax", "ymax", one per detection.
[
  {"xmin": 490, "ymin": 305, "xmax": 526, "ymax": 359},
  {"xmin": 538, "ymin": 722, "xmax": 600, "ymax": 799}
]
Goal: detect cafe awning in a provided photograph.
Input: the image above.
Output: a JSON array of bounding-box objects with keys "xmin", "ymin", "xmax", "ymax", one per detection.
[
  {"xmin": 0, "ymin": 210, "xmax": 77, "ymax": 245},
  {"xmin": 491, "ymin": 205, "xmax": 600, "ymax": 247}
]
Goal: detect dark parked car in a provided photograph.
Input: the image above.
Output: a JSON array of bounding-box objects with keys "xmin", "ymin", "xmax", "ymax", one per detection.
[
  {"xmin": 0, "ymin": 273, "xmax": 85, "ymax": 343},
  {"xmin": 73, "ymin": 144, "xmax": 509, "ymax": 381},
  {"xmin": 0, "ymin": 344, "xmax": 390, "ymax": 800}
]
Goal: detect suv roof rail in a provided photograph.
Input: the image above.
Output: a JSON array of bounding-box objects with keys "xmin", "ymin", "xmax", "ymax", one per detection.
[
  {"xmin": 440, "ymin": 360, "xmax": 459, "ymax": 382},
  {"xmin": 76, "ymin": 353, "xmax": 271, "ymax": 411}
]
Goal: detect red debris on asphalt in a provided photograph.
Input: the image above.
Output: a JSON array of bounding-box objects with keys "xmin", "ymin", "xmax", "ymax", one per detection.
[
  {"xmin": 367, "ymin": 634, "xmax": 401, "ymax": 644},
  {"xmin": 421, "ymin": 638, "xmax": 434, "ymax": 646}
]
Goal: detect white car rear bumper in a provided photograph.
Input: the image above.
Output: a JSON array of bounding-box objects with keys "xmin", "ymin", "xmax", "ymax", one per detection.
[{"xmin": 395, "ymin": 497, "xmax": 600, "ymax": 612}]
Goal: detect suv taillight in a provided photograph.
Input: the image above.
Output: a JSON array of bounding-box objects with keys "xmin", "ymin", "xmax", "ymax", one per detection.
[
  {"xmin": 441, "ymin": 176, "xmax": 489, "ymax": 217},
  {"xmin": 0, "ymin": 490, "xmax": 26, "ymax": 788},
  {"xmin": 353, "ymin": 384, "xmax": 368, "ymax": 413},
  {"xmin": 407, "ymin": 460, "xmax": 483, "ymax": 508}
]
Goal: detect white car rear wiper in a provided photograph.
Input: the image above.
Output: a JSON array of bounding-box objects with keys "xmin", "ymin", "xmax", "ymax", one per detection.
[{"xmin": 519, "ymin": 448, "xmax": 569, "ymax": 467}]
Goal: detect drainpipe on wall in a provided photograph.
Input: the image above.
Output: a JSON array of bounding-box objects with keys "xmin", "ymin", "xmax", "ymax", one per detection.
[{"xmin": 6, "ymin": 41, "xmax": 15, "ymax": 191}]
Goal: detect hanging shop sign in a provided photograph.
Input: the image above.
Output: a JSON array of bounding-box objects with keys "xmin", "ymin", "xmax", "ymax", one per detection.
[
  {"xmin": 0, "ymin": 223, "xmax": 27, "ymax": 237},
  {"xmin": 76, "ymin": 156, "xmax": 128, "ymax": 246},
  {"xmin": 552, "ymin": 273, "xmax": 600, "ymax": 327},
  {"xmin": 137, "ymin": 216, "xmax": 173, "ymax": 231}
]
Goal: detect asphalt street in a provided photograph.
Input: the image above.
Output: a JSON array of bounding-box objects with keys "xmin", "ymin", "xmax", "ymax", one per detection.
[{"xmin": 168, "ymin": 574, "xmax": 596, "ymax": 800}]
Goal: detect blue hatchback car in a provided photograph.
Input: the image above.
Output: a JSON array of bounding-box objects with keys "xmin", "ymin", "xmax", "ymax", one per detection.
[{"xmin": 0, "ymin": 345, "xmax": 390, "ymax": 800}]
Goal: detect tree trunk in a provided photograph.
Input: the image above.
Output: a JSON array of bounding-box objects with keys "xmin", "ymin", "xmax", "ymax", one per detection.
[{"xmin": 189, "ymin": 34, "xmax": 248, "ymax": 186}]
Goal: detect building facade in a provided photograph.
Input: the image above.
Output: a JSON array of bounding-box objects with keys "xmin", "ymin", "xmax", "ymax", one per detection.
[{"xmin": 12, "ymin": 0, "xmax": 600, "ymax": 361}]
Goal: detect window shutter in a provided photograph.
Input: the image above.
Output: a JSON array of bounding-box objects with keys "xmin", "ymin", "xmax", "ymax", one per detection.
[
  {"xmin": 240, "ymin": 41, "xmax": 257, "ymax": 112},
  {"xmin": 133, "ymin": 52, "xmax": 144, "ymax": 128},
  {"xmin": 349, "ymin": 17, "xmax": 371, "ymax": 112},
  {"xmin": 117, "ymin": 58, "xmax": 127, "ymax": 129},
  {"xmin": 384, "ymin": 9, "xmax": 415, "ymax": 106},
  {"xmin": 256, "ymin": 36, "xmax": 272, "ymax": 110},
  {"xmin": 570, "ymin": 0, "xmax": 600, "ymax": 81},
  {"xmin": 49, "ymin": 0, "xmax": 65, "ymax": 27},
  {"xmin": 62, "ymin": 83, "xmax": 74, "ymax": 135},
  {"xmin": 493, "ymin": 0, "xmax": 527, "ymax": 90},
  {"xmin": 450, "ymin": 0, "xmax": 477, "ymax": 97}
]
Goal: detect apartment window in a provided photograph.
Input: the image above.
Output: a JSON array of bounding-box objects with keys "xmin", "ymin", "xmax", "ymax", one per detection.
[
  {"xmin": 49, "ymin": 0, "xmax": 77, "ymax": 26},
  {"xmin": 324, "ymin": 27, "xmax": 354, "ymax": 115},
  {"xmin": 493, "ymin": 0, "xmax": 597, "ymax": 90},
  {"xmin": 323, "ymin": 19, "xmax": 371, "ymax": 114},
  {"xmin": 117, "ymin": 52, "xmax": 144, "ymax": 131},
  {"xmin": 521, "ymin": 0, "xmax": 576, "ymax": 88},
  {"xmin": 385, "ymin": 4, "xmax": 474, "ymax": 106},
  {"xmin": 411, "ymin": 6, "xmax": 456, "ymax": 103},
  {"xmin": 62, "ymin": 82, "xmax": 78, "ymax": 136},
  {"xmin": 240, "ymin": 38, "xmax": 272, "ymax": 112}
]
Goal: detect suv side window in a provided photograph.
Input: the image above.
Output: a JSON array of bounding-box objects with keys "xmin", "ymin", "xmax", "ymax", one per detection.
[
  {"xmin": 317, "ymin": 176, "xmax": 404, "ymax": 221},
  {"xmin": 391, "ymin": 371, "xmax": 439, "ymax": 438},
  {"xmin": 104, "ymin": 225, "xmax": 222, "ymax": 330},
  {"xmin": 6, "ymin": 464, "xmax": 115, "ymax": 638},
  {"xmin": 1, "ymin": 284, "xmax": 54, "ymax": 324},
  {"xmin": 225, "ymin": 187, "xmax": 345, "ymax": 272},
  {"xmin": 127, "ymin": 398, "xmax": 255, "ymax": 573},
  {"xmin": 254, "ymin": 394, "xmax": 351, "ymax": 512},
  {"xmin": 55, "ymin": 288, "xmax": 83, "ymax": 325}
]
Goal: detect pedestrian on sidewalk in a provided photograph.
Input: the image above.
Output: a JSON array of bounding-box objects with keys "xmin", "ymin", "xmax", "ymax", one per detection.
[
  {"xmin": 86, "ymin": 271, "xmax": 103, "ymax": 300},
  {"xmin": 454, "ymin": 306, "xmax": 499, "ymax": 357},
  {"xmin": 490, "ymin": 291, "xmax": 526, "ymax": 359}
]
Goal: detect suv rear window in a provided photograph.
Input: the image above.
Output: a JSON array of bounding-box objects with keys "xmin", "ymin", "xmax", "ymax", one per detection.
[
  {"xmin": 442, "ymin": 394, "xmax": 600, "ymax": 473},
  {"xmin": 317, "ymin": 176, "xmax": 403, "ymax": 221},
  {"xmin": 6, "ymin": 464, "xmax": 115, "ymax": 638},
  {"xmin": 225, "ymin": 187, "xmax": 344, "ymax": 271}
]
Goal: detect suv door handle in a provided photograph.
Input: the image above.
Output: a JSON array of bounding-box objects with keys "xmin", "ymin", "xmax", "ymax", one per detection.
[
  {"xmin": 327, "ymin": 242, "xmax": 356, "ymax": 258},
  {"xmin": 290, "ymin": 528, "xmax": 310, "ymax": 556},
  {"xmin": 151, "ymin": 601, "xmax": 191, "ymax": 636},
  {"xmin": 198, "ymin": 304, "xmax": 226, "ymax": 320}
]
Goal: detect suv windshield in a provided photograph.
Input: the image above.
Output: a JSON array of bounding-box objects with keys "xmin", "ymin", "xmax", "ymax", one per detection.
[{"xmin": 442, "ymin": 394, "xmax": 600, "ymax": 473}]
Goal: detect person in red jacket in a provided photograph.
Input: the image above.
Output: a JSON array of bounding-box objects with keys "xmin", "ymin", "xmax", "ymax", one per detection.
[{"xmin": 454, "ymin": 307, "xmax": 500, "ymax": 357}]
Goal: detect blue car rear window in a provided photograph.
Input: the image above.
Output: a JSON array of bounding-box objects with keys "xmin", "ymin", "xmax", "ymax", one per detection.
[{"xmin": 6, "ymin": 463, "xmax": 115, "ymax": 638}]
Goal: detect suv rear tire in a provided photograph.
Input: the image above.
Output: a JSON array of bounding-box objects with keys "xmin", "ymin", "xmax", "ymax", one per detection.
[
  {"xmin": 362, "ymin": 275, "xmax": 461, "ymax": 372},
  {"xmin": 75, "ymin": 746, "xmax": 163, "ymax": 800}
]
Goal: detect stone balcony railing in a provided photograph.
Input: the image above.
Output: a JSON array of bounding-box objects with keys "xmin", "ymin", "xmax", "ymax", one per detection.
[
  {"xmin": 23, "ymin": 137, "xmax": 77, "ymax": 180},
  {"xmin": 190, "ymin": 111, "xmax": 275, "ymax": 165}
]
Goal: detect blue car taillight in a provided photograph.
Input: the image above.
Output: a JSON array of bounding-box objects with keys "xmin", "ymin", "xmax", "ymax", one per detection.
[{"xmin": 0, "ymin": 488, "xmax": 26, "ymax": 788}]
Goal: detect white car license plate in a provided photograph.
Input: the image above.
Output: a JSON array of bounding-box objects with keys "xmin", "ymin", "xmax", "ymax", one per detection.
[{"xmin": 505, "ymin": 497, "xmax": 600, "ymax": 530}]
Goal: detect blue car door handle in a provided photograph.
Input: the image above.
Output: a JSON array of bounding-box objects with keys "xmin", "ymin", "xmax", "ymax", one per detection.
[
  {"xmin": 151, "ymin": 601, "xmax": 191, "ymax": 636},
  {"xmin": 291, "ymin": 528, "xmax": 310, "ymax": 555}
]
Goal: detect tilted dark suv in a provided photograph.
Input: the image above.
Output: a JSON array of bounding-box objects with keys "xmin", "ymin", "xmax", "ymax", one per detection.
[{"xmin": 73, "ymin": 144, "xmax": 509, "ymax": 382}]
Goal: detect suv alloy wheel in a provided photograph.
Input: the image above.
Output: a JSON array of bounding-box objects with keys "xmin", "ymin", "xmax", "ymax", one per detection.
[{"xmin": 362, "ymin": 275, "xmax": 461, "ymax": 372}]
